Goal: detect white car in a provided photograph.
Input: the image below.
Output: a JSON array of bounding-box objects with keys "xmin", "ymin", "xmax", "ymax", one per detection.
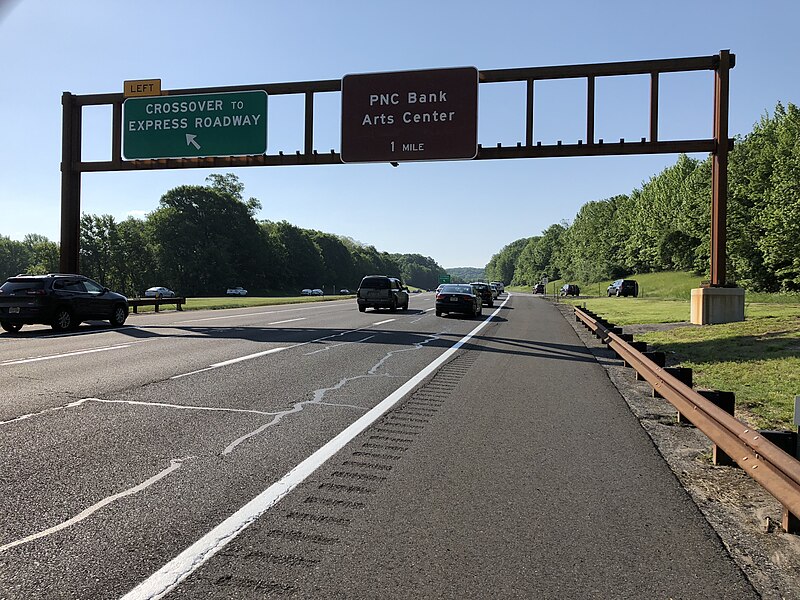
[
  {"xmin": 144, "ymin": 286, "xmax": 175, "ymax": 298},
  {"xmin": 226, "ymin": 287, "xmax": 248, "ymax": 296},
  {"xmin": 311, "ymin": 288, "xmax": 324, "ymax": 296},
  {"xmin": 301, "ymin": 289, "xmax": 313, "ymax": 296}
]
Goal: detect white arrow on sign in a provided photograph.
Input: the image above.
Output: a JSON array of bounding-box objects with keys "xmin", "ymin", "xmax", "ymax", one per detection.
[{"xmin": 185, "ymin": 134, "xmax": 201, "ymax": 150}]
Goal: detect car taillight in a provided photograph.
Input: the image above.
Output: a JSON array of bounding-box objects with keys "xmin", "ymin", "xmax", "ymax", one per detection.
[{"xmin": 436, "ymin": 294, "xmax": 444, "ymax": 301}]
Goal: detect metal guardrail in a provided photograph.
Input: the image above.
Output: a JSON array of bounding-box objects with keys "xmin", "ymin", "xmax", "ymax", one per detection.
[
  {"xmin": 127, "ymin": 297, "xmax": 186, "ymax": 313},
  {"xmin": 573, "ymin": 305, "xmax": 800, "ymax": 533}
]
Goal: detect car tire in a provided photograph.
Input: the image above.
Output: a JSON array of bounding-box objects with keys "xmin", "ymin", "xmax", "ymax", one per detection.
[
  {"xmin": 1, "ymin": 321, "xmax": 22, "ymax": 333},
  {"xmin": 389, "ymin": 297, "xmax": 397, "ymax": 313},
  {"xmin": 616, "ymin": 290, "xmax": 621, "ymax": 297},
  {"xmin": 477, "ymin": 304, "xmax": 482, "ymax": 316},
  {"xmin": 51, "ymin": 307, "xmax": 74, "ymax": 331},
  {"xmin": 402, "ymin": 300, "xmax": 409, "ymax": 311},
  {"xmin": 435, "ymin": 310, "xmax": 442, "ymax": 317},
  {"xmin": 110, "ymin": 305, "xmax": 127, "ymax": 327},
  {"xmin": 358, "ymin": 304, "xmax": 366, "ymax": 312},
  {"xmin": 488, "ymin": 300, "xmax": 494, "ymax": 308}
]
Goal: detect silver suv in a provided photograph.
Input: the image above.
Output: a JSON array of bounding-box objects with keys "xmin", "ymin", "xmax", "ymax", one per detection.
[{"xmin": 357, "ymin": 276, "xmax": 409, "ymax": 312}]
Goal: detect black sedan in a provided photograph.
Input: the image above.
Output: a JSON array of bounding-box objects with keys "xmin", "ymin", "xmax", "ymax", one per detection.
[{"xmin": 435, "ymin": 284, "xmax": 482, "ymax": 318}]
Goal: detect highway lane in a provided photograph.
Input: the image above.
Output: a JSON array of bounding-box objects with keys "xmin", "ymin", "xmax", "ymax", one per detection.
[
  {"xmin": 0, "ymin": 292, "xmax": 756, "ymax": 599},
  {"xmin": 0, "ymin": 295, "xmax": 443, "ymax": 420},
  {"xmin": 0, "ymin": 292, "xmax": 503, "ymax": 598}
]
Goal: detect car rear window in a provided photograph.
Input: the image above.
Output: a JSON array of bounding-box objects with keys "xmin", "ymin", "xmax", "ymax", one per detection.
[
  {"xmin": 0, "ymin": 280, "xmax": 45, "ymax": 294},
  {"xmin": 440, "ymin": 284, "xmax": 472, "ymax": 294},
  {"xmin": 360, "ymin": 277, "xmax": 390, "ymax": 289}
]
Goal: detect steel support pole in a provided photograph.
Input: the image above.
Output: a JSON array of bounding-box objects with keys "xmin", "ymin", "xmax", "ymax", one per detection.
[
  {"xmin": 59, "ymin": 92, "xmax": 81, "ymax": 274},
  {"xmin": 710, "ymin": 50, "xmax": 731, "ymax": 286}
]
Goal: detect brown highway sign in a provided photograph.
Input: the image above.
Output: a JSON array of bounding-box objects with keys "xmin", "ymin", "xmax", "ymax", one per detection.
[{"xmin": 340, "ymin": 66, "xmax": 478, "ymax": 163}]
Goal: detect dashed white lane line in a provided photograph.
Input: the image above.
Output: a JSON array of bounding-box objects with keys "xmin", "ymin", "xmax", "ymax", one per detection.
[
  {"xmin": 210, "ymin": 347, "xmax": 289, "ymax": 368},
  {"xmin": 267, "ymin": 317, "xmax": 306, "ymax": 326},
  {"xmin": 303, "ymin": 335, "xmax": 376, "ymax": 356},
  {"xmin": 371, "ymin": 318, "xmax": 395, "ymax": 326},
  {"xmin": 169, "ymin": 315, "xmax": 407, "ymax": 380},
  {"xmin": 120, "ymin": 295, "xmax": 510, "ymax": 600},
  {"xmin": 0, "ymin": 341, "xmax": 145, "ymax": 366}
]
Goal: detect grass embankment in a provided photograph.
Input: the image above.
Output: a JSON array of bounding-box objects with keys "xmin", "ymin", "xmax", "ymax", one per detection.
[
  {"xmin": 549, "ymin": 272, "xmax": 800, "ymax": 430},
  {"xmin": 132, "ymin": 294, "xmax": 355, "ymax": 313}
]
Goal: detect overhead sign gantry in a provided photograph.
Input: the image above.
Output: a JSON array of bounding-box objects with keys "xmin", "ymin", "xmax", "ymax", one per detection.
[{"xmin": 60, "ymin": 51, "xmax": 735, "ymax": 322}]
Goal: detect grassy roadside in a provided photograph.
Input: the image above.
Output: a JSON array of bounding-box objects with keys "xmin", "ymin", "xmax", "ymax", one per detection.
[
  {"xmin": 557, "ymin": 294, "xmax": 800, "ymax": 430},
  {"xmin": 130, "ymin": 294, "xmax": 355, "ymax": 313}
]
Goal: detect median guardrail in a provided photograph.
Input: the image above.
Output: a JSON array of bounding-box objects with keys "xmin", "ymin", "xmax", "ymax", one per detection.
[
  {"xmin": 127, "ymin": 297, "xmax": 186, "ymax": 313},
  {"xmin": 573, "ymin": 305, "xmax": 800, "ymax": 534}
]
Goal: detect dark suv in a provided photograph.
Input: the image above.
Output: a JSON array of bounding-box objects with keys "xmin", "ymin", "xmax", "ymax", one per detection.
[
  {"xmin": 0, "ymin": 274, "xmax": 129, "ymax": 332},
  {"xmin": 469, "ymin": 282, "xmax": 494, "ymax": 307},
  {"xmin": 560, "ymin": 284, "xmax": 580, "ymax": 297},
  {"xmin": 357, "ymin": 275, "xmax": 409, "ymax": 312},
  {"xmin": 607, "ymin": 279, "xmax": 639, "ymax": 298}
]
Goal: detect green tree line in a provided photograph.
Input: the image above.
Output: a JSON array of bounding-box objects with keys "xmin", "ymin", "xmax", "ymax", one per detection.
[
  {"xmin": 1, "ymin": 174, "xmax": 447, "ymax": 295},
  {"xmin": 486, "ymin": 102, "xmax": 800, "ymax": 292}
]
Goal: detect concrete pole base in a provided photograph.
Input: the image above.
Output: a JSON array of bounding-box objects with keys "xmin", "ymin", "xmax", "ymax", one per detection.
[{"xmin": 690, "ymin": 287, "xmax": 745, "ymax": 325}]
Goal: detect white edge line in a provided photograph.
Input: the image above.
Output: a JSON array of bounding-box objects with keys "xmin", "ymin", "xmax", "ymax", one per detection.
[{"xmin": 121, "ymin": 295, "xmax": 510, "ymax": 600}]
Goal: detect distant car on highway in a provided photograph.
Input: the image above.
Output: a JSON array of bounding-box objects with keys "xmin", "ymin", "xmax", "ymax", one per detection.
[
  {"xmin": 435, "ymin": 284, "xmax": 482, "ymax": 318},
  {"xmin": 311, "ymin": 288, "xmax": 324, "ymax": 296},
  {"xmin": 469, "ymin": 282, "xmax": 494, "ymax": 307},
  {"xmin": 226, "ymin": 287, "xmax": 248, "ymax": 296},
  {"xmin": 301, "ymin": 289, "xmax": 313, "ymax": 296},
  {"xmin": 339, "ymin": 289, "xmax": 351, "ymax": 294},
  {"xmin": 490, "ymin": 281, "xmax": 505, "ymax": 294},
  {"xmin": 607, "ymin": 279, "xmax": 639, "ymax": 297},
  {"xmin": 357, "ymin": 275, "xmax": 409, "ymax": 312},
  {"xmin": 560, "ymin": 284, "xmax": 580, "ymax": 297},
  {"xmin": 0, "ymin": 273, "xmax": 128, "ymax": 332},
  {"xmin": 144, "ymin": 286, "xmax": 175, "ymax": 299},
  {"xmin": 489, "ymin": 283, "xmax": 499, "ymax": 299},
  {"xmin": 533, "ymin": 283, "xmax": 545, "ymax": 294}
]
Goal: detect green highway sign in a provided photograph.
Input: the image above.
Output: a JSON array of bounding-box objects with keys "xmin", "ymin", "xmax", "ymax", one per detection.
[
  {"xmin": 123, "ymin": 91, "xmax": 267, "ymax": 160},
  {"xmin": 438, "ymin": 274, "xmax": 451, "ymax": 284}
]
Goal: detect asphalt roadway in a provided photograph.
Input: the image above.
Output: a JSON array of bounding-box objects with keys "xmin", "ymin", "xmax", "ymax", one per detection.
[{"xmin": 0, "ymin": 292, "xmax": 757, "ymax": 599}]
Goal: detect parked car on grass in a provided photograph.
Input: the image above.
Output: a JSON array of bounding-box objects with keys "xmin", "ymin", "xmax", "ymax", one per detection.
[
  {"xmin": 301, "ymin": 289, "xmax": 313, "ymax": 296},
  {"xmin": 533, "ymin": 283, "xmax": 545, "ymax": 294},
  {"xmin": 311, "ymin": 289, "xmax": 324, "ymax": 296},
  {"xmin": 226, "ymin": 287, "xmax": 248, "ymax": 296},
  {"xmin": 0, "ymin": 273, "xmax": 128, "ymax": 332},
  {"xmin": 607, "ymin": 279, "xmax": 639, "ymax": 297},
  {"xmin": 435, "ymin": 284, "xmax": 482, "ymax": 318},
  {"xmin": 357, "ymin": 275, "xmax": 409, "ymax": 312},
  {"xmin": 560, "ymin": 284, "xmax": 580, "ymax": 297},
  {"xmin": 469, "ymin": 282, "xmax": 494, "ymax": 307},
  {"xmin": 144, "ymin": 286, "xmax": 175, "ymax": 299}
]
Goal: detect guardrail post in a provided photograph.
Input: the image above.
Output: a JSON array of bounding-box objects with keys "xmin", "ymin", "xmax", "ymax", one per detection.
[
  {"xmin": 637, "ymin": 351, "xmax": 665, "ymax": 380},
  {"xmin": 785, "ymin": 397, "xmax": 800, "ymax": 534},
  {"xmin": 692, "ymin": 390, "xmax": 737, "ymax": 465},
  {"xmin": 654, "ymin": 367, "xmax": 692, "ymax": 399}
]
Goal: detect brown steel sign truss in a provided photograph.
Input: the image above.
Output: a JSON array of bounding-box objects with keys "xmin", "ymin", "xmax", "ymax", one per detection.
[{"xmin": 60, "ymin": 51, "xmax": 734, "ymax": 280}]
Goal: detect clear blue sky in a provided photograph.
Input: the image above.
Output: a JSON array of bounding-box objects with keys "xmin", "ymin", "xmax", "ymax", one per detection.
[{"xmin": 1, "ymin": 1, "xmax": 798, "ymax": 268}]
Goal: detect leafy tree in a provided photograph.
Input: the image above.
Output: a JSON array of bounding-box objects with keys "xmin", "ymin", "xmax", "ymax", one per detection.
[
  {"xmin": 149, "ymin": 175, "xmax": 264, "ymax": 295},
  {"xmin": 485, "ymin": 238, "xmax": 529, "ymax": 284}
]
